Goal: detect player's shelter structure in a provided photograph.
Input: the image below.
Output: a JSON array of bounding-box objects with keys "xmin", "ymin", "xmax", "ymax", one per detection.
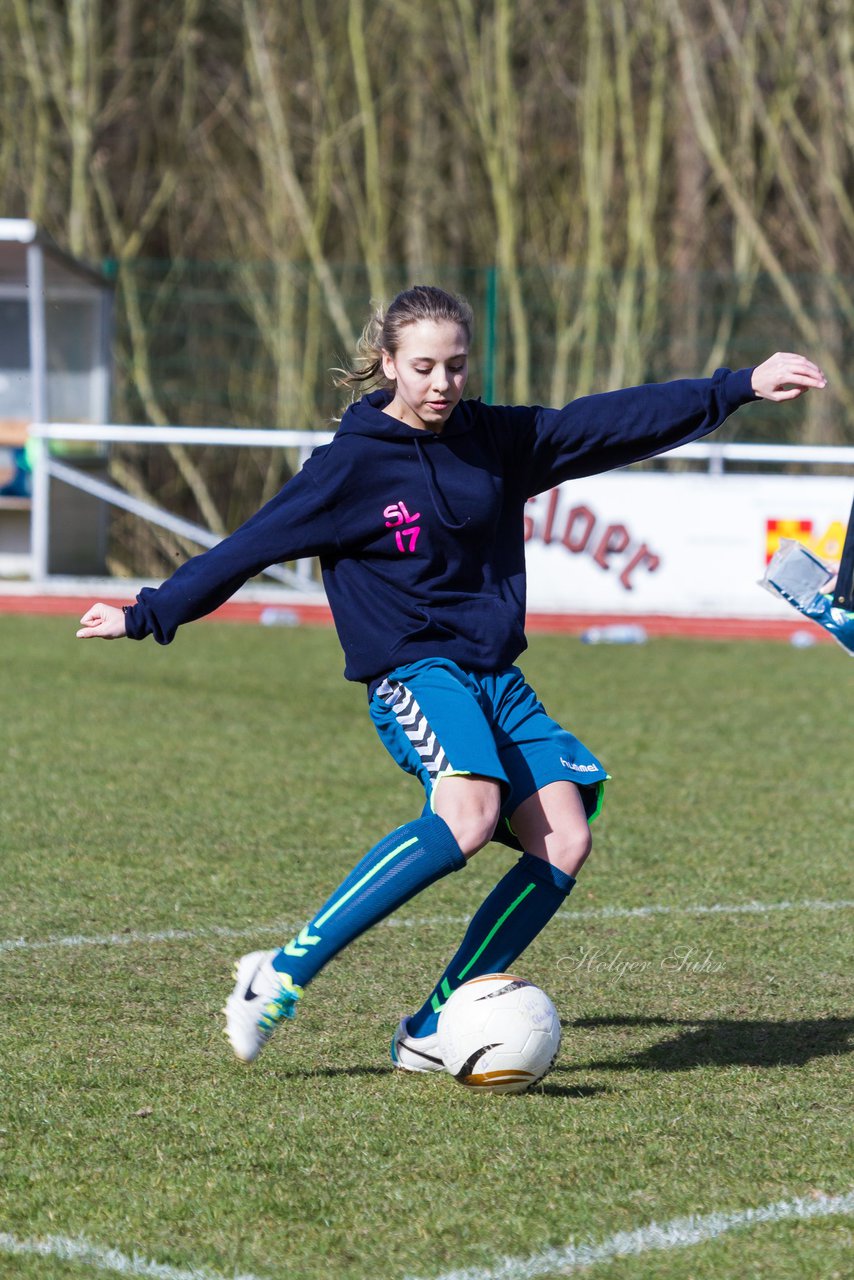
[{"xmin": 0, "ymin": 219, "xmax": 113, "ymax": 576}]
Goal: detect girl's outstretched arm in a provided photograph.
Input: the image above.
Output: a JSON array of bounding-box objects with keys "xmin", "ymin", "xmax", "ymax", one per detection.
[
  {"xmin": 74, "ymin": 452, "xmax": 343, "ymax": 646},
  {"xmin": 515, "ymin": 352, "xmax": 827, "ymax": 496}
]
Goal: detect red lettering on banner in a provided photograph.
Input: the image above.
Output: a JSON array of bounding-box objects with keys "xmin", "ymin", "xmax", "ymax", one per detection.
[
  {"xmin": 620, "ymin": 543, "xmax": 661, "ymax": 590},
  {"xmin": 541, "ymin": 488, "xmax": 561, "ymax": 544},
  {"xmin": 593, "ymin": 523, "xmax": 630, "ymax": 570},
  {"xmin": 525, "ymin": 491, "xmax": 661, "ymax": 592},
  {"xmin": 562, "ymin": 506, "xmax": 596, "ymax": 553}
]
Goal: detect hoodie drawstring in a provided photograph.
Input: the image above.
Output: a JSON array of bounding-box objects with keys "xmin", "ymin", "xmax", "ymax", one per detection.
[{"xmin": 414, "ymin": 438, "xmax": 470, "ymax": 531}]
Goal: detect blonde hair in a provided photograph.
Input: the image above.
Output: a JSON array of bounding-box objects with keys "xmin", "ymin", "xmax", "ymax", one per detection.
[{"xmin": 335, "ymin": 285, "xmax": 475, "ymax": 394}]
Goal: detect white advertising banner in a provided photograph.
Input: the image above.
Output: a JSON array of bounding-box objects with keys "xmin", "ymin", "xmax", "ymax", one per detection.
[{"xmin": 523, "ymin": 472, "xmax": 851, "ymax": 618}]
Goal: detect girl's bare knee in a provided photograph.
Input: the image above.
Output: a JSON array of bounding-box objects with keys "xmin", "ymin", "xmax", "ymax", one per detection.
[
  {"xmin": 434, "ymin": 776, "xmax": 502, "ymax": 857},
  {"xmin": 509, "ymin": 781, "xmax": 594, "ymax": 876},
  {"xmin": 552, "ymin": 826, "xmax": 593, "ymax": 877}
]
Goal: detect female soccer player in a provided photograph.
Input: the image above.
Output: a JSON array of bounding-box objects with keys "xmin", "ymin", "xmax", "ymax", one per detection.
[{"xmin": 77, "ymin": 286, "xmax": 826, "ymax": 1069}]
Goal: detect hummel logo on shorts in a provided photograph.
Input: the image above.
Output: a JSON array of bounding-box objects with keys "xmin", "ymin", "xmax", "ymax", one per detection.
[{"xmin": 561, "ymin": 758, "xmax": 598, "ymax": 773}]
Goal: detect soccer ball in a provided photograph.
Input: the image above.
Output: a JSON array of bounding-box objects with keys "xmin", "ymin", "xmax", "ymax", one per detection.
[{"xmin": 436, "ymin": 973, "xmax": 562, "ymax": 1094}]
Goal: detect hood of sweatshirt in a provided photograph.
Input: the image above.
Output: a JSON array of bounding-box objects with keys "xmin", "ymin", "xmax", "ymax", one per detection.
[{"xmin": 336, "ymin": 388, "xmax": 478, "ymax": 442}]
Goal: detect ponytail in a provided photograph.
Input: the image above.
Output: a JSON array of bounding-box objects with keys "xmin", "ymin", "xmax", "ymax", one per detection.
[{"xmin": 333, "ymin": 305, "xmax": 387, "ymax": 393}]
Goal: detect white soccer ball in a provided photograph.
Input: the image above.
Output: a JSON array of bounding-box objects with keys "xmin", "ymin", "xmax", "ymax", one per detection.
[{"xmin": 436, "ymin": 973, "xmax": 562, "ymax": 1094}]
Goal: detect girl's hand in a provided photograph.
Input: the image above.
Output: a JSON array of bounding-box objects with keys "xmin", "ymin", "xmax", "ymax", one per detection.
[
  {"xmin": 751, "ymin": 353, "xmax": 827, "ymax": 401},
  {"xmin": 77, "ymin": 603, "xmax": 128, "ymax": 638}
]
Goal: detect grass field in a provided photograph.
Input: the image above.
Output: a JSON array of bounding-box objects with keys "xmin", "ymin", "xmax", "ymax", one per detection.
[{"xmin": 1, "ymin": 613, "xmax": 852, "ymax": 1280}]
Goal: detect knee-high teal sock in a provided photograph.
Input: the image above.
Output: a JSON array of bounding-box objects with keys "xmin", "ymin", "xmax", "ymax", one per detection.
[
  {"xmin": 406, "ymin": 851, "xmax": 575, "ymax": 1037},
  {"xmin": 271, "ymin": 814, "xmax": 465, "ymax": 988}
]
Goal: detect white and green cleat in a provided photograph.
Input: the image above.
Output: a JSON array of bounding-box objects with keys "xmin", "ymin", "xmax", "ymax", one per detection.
[
  {"xmin": 224, "ymin": 950, "xmax": 302, "ymax": 1063},
  {"xmin": 390, "ymin": 1017, "xmax": 445, "ymax": 1073}
]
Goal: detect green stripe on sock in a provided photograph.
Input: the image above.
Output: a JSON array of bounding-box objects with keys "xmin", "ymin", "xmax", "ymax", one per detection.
[
  {"xmin": 456, "ymin": 882, "xmax": 537, "ymax": 982},
  {"xmin": 313, "ymin": 835, "xmax": 419, "ymax": 929},
  {"xmin": 432, "ymin": 977, "xmax": 455, "ymax": 1017}
]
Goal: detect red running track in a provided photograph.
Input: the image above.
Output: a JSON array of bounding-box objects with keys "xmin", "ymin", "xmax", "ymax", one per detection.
[{"xmin": 0, "ymin": 589, "xmax": 831, "ymax": 643}]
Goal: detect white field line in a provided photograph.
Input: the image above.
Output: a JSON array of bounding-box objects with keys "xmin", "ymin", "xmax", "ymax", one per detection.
[
  {"xmin": 1, "ymin": 1194, "xmax": 851, "ymax": 1280},
  {"xmin": 0, "ymin": 1231, "xmax": 267, "ymax": 1280},
  {"xmin": 0, "ymin": 897, "xmax": 852, "ymax": 957},
  {"xmin": 406, "ymin": 1190, "xmax": 854, "ymax": 1280}
]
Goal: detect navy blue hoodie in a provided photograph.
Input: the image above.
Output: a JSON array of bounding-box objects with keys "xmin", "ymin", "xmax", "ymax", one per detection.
[{"xmin": 124, "ymin": 369, "xmax": 757, "ymax": 683}]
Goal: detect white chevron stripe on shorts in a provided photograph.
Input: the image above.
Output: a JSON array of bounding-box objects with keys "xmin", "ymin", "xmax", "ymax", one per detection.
[{"xmin": 376, "ymin": 679, "xmax": 449, "ymax": 780}]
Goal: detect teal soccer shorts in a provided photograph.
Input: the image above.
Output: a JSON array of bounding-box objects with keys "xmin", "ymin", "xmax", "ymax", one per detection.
[{"xmin": 369, "ymin": 657, "xmax": 607, "ymax": 849}]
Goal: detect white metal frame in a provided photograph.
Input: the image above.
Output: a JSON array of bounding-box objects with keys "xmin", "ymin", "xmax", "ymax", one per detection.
[{"xmin": 26, "ymin": 422, "xmax": 854, "ymax": 586}]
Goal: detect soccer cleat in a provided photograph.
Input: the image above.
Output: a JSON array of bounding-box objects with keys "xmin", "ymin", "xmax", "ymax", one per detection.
[
  {"xmin": 224, "ymin": 949, "xmax": 302, "ymax": 1063},
  {"xmin": 390, "ymin": 1017, "xmax": 445, "ymax": 1073}
]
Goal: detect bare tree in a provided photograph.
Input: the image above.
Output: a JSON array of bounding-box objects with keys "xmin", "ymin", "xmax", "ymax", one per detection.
[{"xmin": 3, "ymin": 0, "xmax": 853, "ymax": 575}]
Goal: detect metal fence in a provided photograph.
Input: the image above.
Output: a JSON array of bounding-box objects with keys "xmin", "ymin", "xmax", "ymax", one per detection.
[
  {"xmin": 27, "ymin": 422, "xmax": 854, "ymax": 585},
  {"xmin": 105, "ymin": 261, "xmax": 854, "ymax": 445}
]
